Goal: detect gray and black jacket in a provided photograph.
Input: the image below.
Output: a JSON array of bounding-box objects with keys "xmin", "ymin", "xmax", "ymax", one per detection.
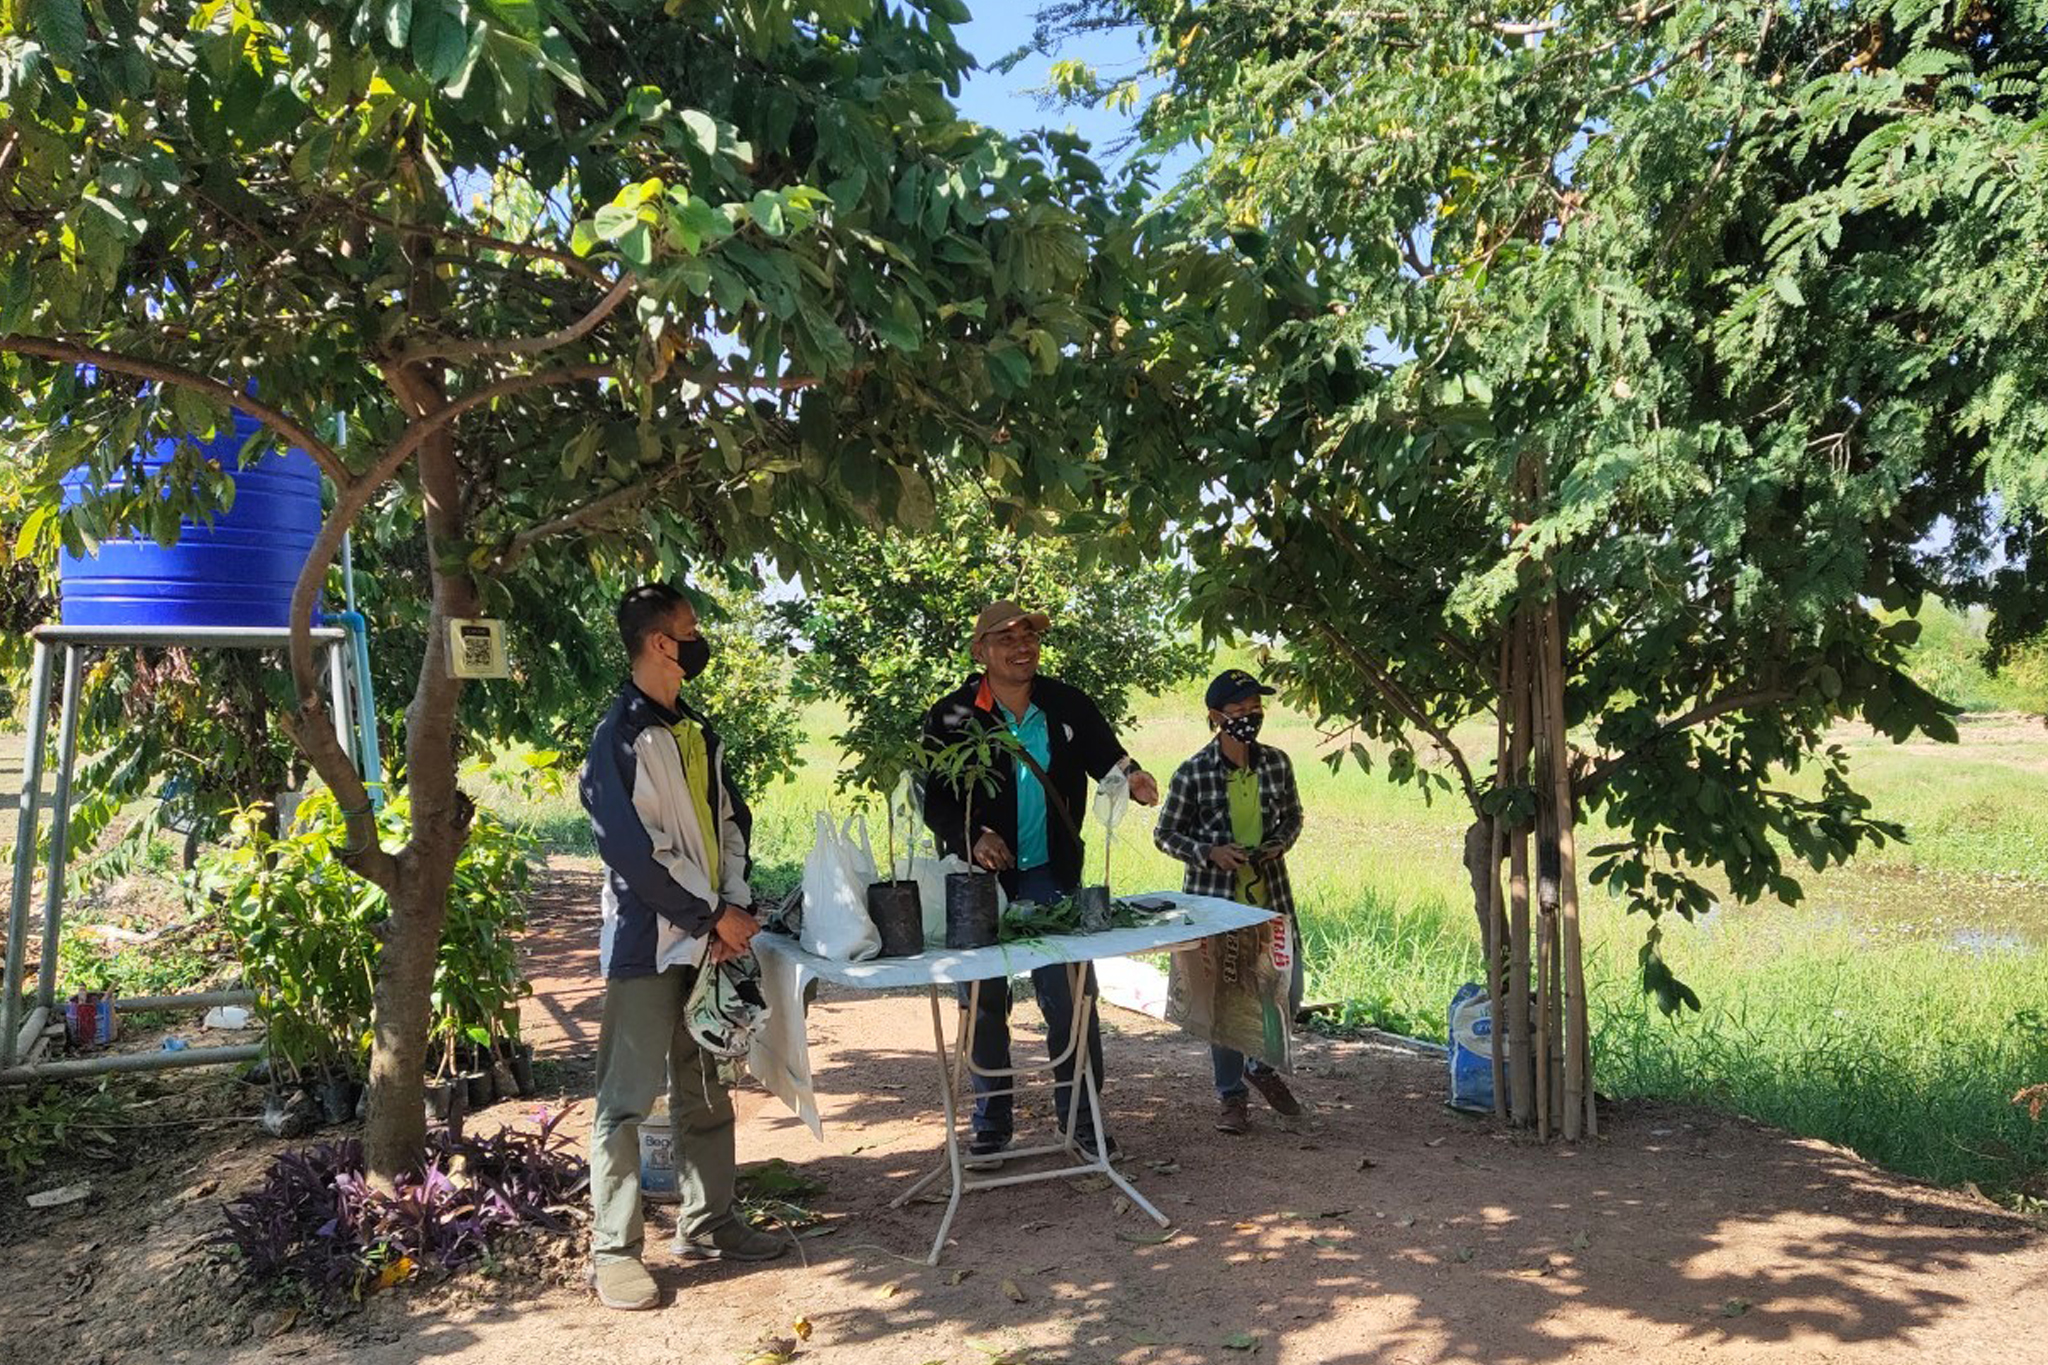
[{"xmin": 580, "ymin": 681, "xmax": 753, "ymax": 979}]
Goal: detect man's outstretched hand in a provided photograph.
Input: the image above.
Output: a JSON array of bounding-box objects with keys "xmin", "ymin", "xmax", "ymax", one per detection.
[
  {"xmin": 707, "ymin": 903, "xmax": 759, "ymax": 964},
  {"xmin": 972, "ymin": 829, "xmax": 1016, "ymax": 871},
  {"xmin": 1127, "ymin": 769, "xmax": 1160, "ymax": 806}
]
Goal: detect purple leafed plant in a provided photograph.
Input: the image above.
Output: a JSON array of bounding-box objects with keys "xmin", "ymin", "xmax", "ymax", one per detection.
[{"xmin": 214, "ymin": 1108, "xmax": 586, "ymax": 1303}]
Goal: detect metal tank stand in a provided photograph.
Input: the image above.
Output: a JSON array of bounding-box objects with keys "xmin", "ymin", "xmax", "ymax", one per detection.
[{"xmin": 1, "ymin": 624, "xmax": 352, "ymax": 1078}]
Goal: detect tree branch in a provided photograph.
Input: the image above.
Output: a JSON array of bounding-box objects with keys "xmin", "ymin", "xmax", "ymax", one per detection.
[
  {"xmin": 394, "ymin": 274, "xmax": 637, "ymax": 366},
  {"xmin": 327, "ymin": 200, "xmax": 607, "ymax": 284},
  {"xmin": 1596, "ymin": 21, "xmax": 1722, "ymax": 99},
  {"xmin": 0, "ymin": 334, "xmax": 350, "ymax": 488},
  {"xmin": 282, "ymin": 362, "xmax": 617, "ymax": 874},
  {"xmin": 1306, "ymin": 616, "xmax": 1481, "ymax": 809},
  {"xmin": 1580, "ymin": 687, "xmax": 1794, "ymax": 797},
  {"xmin": 491, "ymin": 468, "xmax": 683, "ymax": 572}
]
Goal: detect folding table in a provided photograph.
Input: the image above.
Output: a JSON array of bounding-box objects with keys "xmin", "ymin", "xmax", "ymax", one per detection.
[{"xmin": 750, "ymin": 893, "xmax": 1276, "ymax": 1265}]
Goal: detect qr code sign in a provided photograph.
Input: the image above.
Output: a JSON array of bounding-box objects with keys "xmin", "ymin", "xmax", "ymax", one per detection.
[
  {"xmin": 458, "ymin": 626, "xmax": 493, "ymax": 669},
  {"xmin": 446, "ymin": 619, "xmax": 509, "ymax": 678}
]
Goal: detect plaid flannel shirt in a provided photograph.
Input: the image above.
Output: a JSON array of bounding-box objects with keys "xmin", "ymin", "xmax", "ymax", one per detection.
[{"xmin": 1152, "ymin": 739, "xmax": 1303, "ymax": 918}]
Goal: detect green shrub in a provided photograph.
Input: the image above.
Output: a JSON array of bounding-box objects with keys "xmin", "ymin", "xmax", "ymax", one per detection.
[
  {"xmin": 0, "ymin": 1081, "xmax": 122, "ymax": 1184},
  {"xmin": 194, "ymin": 790, "xmax": 533, "ymax": 1083}
]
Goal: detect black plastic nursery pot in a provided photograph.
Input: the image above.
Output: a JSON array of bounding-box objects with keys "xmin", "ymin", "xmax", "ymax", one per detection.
[
  {"xmin": 505, "ymin": 1040, "xmax": 536, "ymax": 1095},
  {"xmin": 316, "ymin": 1075, "xmax": 359, "ymax": 1126},
  {"xmin": 425, "ymin": 1076, "xmax": 460, "ymax": 1122},
  {"xmin": 462, "ymin": 1068, "xmax": 494, "ymax": 1110},
  {"xmin": 260, "ymin": 1087, "xmax": 316, "ymax": 1139},
  {"xmin": 945, "ymin": 872, "xmax": 1001, "ymax": 949},
  {"xmin": 1074, "ymin": 884, "xmax": 1113, "ymax": 932},
  {"xmin": 868, "ymin": 880, "xmax": 925, "ymax": 957}
]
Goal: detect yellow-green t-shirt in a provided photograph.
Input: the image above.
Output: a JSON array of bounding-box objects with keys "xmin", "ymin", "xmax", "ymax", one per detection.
[
  {"xmin": 1227, "ymin": 765, "xmax": 1264, "ymax": 907},
  {"xmin": 671, "ymin": 717, "xmax": 719, "ymax": 890}
]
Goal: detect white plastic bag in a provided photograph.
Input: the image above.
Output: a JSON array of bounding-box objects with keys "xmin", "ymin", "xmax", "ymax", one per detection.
[
  {"xmin": 902, "ymin": 852, "xmax": 1011, "ymax": 946},
  {"xmin": 800, "ymin": 812, "xmax": 880, "ymax": 961},
  {"xmin": 895, "ymin": 821, "xmax": 1006, "ymax": 946},
  {"xmin": 1093, "ymin": 766, "xmax": 1130, "ymax": 833},
  {"xmin": 1092, "ymin": 767, "xmax": 1131, "ymax": 888}
]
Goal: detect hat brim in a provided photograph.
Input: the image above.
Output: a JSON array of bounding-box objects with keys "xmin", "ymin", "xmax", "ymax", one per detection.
[{"xmin": 975, "ymin": 611, "xmax": 1051, "ymax": 642}]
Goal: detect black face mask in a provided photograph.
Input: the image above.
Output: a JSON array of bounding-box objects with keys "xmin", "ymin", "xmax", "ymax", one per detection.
[
  {"xmin": 668, "ymin": 634, "xmax": 711, "ymax": 681},
  {"xmin": 1219, "ymin": 712, "xmax": 1264, "ymax": 743}
]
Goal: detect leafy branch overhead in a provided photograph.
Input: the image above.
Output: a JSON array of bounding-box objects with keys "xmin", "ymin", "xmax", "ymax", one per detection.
[
  {"xmin": 0, "ymin": 0, "xmax": 1154, "ymax": 1181},
  {"xmin": 1060, "ymin": 0, "xmax": 2041, "ymax": 1009}
]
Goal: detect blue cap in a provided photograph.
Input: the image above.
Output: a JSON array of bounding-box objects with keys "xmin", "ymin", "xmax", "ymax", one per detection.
[{"xmin": 1205, "ymin": 669, "xmax": 1276, "ymax": 710}]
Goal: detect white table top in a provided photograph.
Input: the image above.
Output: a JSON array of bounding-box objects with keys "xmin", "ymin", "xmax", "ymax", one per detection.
[{"xmin": 751, "ymin": 891, "xmax": 1274, "ymax": 989}]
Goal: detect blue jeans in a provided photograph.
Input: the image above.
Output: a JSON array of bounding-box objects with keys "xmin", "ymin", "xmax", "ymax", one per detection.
[{"xmin": 955, "ymin": 866, "xmax": 1107, "ymax": 1140}]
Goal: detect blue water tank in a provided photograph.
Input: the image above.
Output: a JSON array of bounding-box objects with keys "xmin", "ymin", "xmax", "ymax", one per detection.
[{"xmin": 59, "ymin": 410, "xmax": 322, "ymax": 628}]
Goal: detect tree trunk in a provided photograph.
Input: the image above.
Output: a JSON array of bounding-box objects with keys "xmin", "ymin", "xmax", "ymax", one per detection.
[
  {"xmin": 357, "ymin": 341, "xmax": 482, "ymax": 1187},
  {"xmin": 362, "ymin": 852, "xmax": 458, "ymax": 1178}
]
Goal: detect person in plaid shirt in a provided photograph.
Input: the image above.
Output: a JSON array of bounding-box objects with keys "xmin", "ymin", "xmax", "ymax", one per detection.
[{"xmin": 1153, "ymin": 669, "xmax": 1308, "ymax": 1134}]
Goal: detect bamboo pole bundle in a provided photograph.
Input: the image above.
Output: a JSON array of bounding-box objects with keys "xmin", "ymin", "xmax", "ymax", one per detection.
[
  {"xmin": 1491, "ymin": 454, "xmax": 1594, "ymax": 1140},
  {"xmin": 1486, "ymin": 636, "xmax": 1512, "ymax": 1121},
  {"xmin": 1541, "ymin": 592, "xmax": 1593, "ymax": 1140},
  {"xmin": 1504, "ymin": 608, "xmax": 1536, "ymax": 1127}
]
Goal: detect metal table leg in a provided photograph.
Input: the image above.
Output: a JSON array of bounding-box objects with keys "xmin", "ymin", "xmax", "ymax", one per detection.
[{"xmin": 892, "ymin": 963, "xmax": 1169, "ymax": 1265}]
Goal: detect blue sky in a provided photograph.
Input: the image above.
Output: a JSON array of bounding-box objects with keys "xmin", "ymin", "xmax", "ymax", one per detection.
[{"xmin": 950, "ymin": 6, "xmax": 1147, "ymax": 152}]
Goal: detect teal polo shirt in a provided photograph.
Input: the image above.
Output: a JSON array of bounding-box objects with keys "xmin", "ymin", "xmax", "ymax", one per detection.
[{"xmin": 998, "ymin": 699, "xmax": 1052, "ymax": 872}]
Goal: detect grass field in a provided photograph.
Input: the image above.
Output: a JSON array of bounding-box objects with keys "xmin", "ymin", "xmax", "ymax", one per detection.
[{"xmin": 484, "ymin": 677, "xmax": 2048, "ymax": 1202}]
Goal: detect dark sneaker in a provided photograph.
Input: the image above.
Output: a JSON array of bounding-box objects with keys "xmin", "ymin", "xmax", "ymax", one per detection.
[
  {"xmin": 1246, "ymin": 1069, "xmax": 1304, "ymax": 1117},
  {"xmin": 1215, "ymin": 1095, "xmax": 1250, "ymax": 1135},
  {"xmin": 1067, "ymin": 1128, "xmax": 1121, "ymax": 1162},
  {"xmin": 965, "ymin": 1133, "xmax": 1011, "ymax": 1170},
  {"xmin": 588, "ymin": 1257, "xmax": 658, "ymax": 1310},
  {"xmin": 675, "ymin": 1221, "xmax": 791, "ymax": 1263}
]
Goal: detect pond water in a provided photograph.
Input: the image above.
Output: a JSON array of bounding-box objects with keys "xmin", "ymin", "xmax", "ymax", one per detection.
[{"xmin": 1697, "ymin": 862, "xmax": 2048, "ymax": 954}]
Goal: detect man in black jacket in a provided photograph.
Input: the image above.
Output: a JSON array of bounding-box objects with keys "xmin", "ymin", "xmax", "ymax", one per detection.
[{"xmin": 921, "ymin": 601, "xmax": 1158, "ymax": 1165}]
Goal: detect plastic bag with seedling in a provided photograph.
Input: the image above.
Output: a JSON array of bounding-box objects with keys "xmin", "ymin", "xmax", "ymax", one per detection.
[{"xmin": 1076, "ymin": 766, "xmax": 1132, "ymax": 931}]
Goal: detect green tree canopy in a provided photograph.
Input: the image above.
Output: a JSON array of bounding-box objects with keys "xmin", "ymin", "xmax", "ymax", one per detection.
[
  {"xmin": 2, "ymin": 0, "xmax": 1145, "ymax": 1179},
  {"xmin": 782, "ymin": 481, "xmax": 1205, "ymax": 804},
  {"xmin": 1043, "ymin": 0, "xmax": 2047, "ymax": 1126}
]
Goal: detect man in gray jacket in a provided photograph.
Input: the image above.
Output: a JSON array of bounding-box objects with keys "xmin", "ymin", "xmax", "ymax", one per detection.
[{"xmin": 579, "ymin": 583, "xmax": 786, "ymax": 1310}]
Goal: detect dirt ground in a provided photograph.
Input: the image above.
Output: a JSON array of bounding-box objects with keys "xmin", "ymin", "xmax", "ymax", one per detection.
[{"xmin": 4, "ymin": 861, "xmax": 2047, "ymax": 1365}]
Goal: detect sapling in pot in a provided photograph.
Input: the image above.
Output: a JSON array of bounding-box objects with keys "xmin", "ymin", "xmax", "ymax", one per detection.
[
  {"xmin": 928, "ymin": 722, "xmax": 1023, "ymax": 949},
  {"xmin": 852, "ymin": 740, "xmax": 930, "ymax": 957},
  {"xmin": 1075, "ymin": 767, "xmax": 1132, "ymax": 931}
]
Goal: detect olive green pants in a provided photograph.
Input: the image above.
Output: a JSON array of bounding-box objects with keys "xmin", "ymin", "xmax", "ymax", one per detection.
[{"xmin": 588, "ymin": 965, "xmax": 737, "ymax": 1264}]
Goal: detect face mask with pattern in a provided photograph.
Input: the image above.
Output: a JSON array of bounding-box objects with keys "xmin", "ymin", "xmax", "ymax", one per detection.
[{"xmin": 1219, "ymin": 712, "xmax": 1264, "ymax": 743}]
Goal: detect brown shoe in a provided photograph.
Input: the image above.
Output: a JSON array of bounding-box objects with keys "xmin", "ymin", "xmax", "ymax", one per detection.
[
  {"xmin": 1247, "ymin": 1070, "xmax": 1304, "ymax": 1117},
  {"xmin": 1215, "ymin": 1095, "xmax": 1250, "ymax": 1135},
  {"xmin": 676, "ymin": 1220, "xmax": 791, "ymax": 1263},
  {"xmin": 588, "ymin": 1257, "xmax": 658, "ymax": 1310}
]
